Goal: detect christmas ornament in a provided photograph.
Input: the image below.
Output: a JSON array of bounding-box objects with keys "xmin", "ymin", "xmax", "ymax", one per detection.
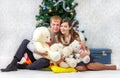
[
  {"xmin": 66, "ymin": 7, "xmax": 70, "ymax": 11},
  {"xmin": 56, "ymin": 8, "xmax": 58, "ymax": 11},
  {"xmin": 70, "ymin": 12, "xmax": 73, "ymax": 16},
  {"xmin": 49, "ymin": 9, "xmax": 52, "ymax": 12},
  {"xmin": 53, "ymin": 0, "xmax": 73, "ymax": 12},
  {"xmin": 43, "ymin": 6, "xmax": 47, "ymax": 10},
  {"xmin": 72, "ymin": 2, "xmax": 75, "ymax": 6}
]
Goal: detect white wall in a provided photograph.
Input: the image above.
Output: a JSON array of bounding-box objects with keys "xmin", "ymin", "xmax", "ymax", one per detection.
[
  {"xmin": 0, "ymin": 0, "xmax": 41, "ymax": 66},
  {"xmin": 0, "ymin": 0, "xmax": 120, "ymax": 67},
  {"xmin": 75, "ymin": 0, "xmax": 120, "ymax": 65}
]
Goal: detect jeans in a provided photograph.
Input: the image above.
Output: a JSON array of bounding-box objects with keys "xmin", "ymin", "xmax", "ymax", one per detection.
[{"xmin": 15, "ymin": 39, "xmax": 50, "ymax": 70}]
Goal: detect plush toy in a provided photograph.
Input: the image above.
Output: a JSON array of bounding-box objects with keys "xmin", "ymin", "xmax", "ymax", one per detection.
[
  {"xmin": 64, "ymin": 55, "xmax": 78, "ymax": 68},
  {"xmin": 32, "ymin": 27, "xmax": 52, "ymax": 60},
  {"xmin": 70, "ymin": 40, "xmax": 90, "ymax": 64},
  {"xmin": 52, "ymin": 44, "xmax": 77, "ymax": 68},
  {"xmin": 48, "ymin": 43, "xmax": 76, "ymax": 68},
  {"xmin": 62, "ymin": 46, "xmax": 73, "ymax": 57},
  {"xmin": 59, "ymin": 51, "xmax": 78, "ymax": 68},
  {"xmin": 59, "ymin": 46, "xmax": 74, "ymax": 68},
  {"xmin": 49, "ymin": 43, "xmax": 64, "ymax": 62}
]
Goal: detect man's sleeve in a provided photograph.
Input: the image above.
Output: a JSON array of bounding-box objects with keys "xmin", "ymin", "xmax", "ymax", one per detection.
[{"xmin": 27, "ymin": 40, "xmax": 35, "ymax": 53}]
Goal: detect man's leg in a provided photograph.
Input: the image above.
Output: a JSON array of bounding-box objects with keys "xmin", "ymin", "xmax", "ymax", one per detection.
[
  {"xmin": 86, "ymin": 62, "xmax": 116, "ymax": 71},
  {"xmin": 17, "ymin": 58, "xmax": 50, "ymax": 70},
  {"xmin": 27, "ymin": 58, "xmax": 50, "ymax": 70},
  {"xmin": 1, "ymin": 39, "xmax": 30, "ymax": 72}
]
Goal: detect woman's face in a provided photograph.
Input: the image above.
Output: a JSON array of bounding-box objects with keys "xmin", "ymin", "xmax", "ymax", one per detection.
[{"xmin": 60, "ymin": 22, "xmax": 71, "ymax": 35}]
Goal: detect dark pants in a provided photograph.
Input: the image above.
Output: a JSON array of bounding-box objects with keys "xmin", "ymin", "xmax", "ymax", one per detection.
[
  {"xmin": 15, "ymin": 39, "xmax": 50, "ymax": 70},
  {"xmin": 77, "ymin": 55, "xmax": 94, "ymax": 66}
]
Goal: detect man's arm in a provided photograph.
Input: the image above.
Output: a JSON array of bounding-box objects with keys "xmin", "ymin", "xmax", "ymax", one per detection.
[{"xmin": 34, "ymin": 49, "xmax": 48, "ymax": 56}]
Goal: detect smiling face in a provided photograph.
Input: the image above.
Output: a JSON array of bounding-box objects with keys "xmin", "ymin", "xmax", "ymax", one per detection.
[
  {"xmin": 50, "ymin": 16, "xmax": 62, "ymax": 34},
  {"xmin": 50, "ymin": 19, "xmax": 61, "ymax": 34},
  {"xmin": 60, "ymin": 22, "xmax": 71, "ymax": 36}
]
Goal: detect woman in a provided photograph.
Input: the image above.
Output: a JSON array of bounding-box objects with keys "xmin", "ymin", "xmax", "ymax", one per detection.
[{"xmin": 56, "ymin": 18, "xmax": 117, "ymax": 71}]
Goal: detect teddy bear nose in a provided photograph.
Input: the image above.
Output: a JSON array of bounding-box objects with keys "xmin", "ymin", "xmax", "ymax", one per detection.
[{"xmin": 50, "ymin": 37, "xmax": 52, "ymax": 42}]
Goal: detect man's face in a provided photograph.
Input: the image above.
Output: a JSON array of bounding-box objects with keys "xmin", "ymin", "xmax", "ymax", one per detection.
[{"xmin": 50, "ymin": 19, "xmax": 61, "ymax": 34}]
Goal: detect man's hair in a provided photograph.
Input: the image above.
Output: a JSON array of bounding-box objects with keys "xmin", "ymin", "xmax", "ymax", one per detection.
[{"xmin": 50, "ymin": 15, "xmax": 62, "ymax": 22}]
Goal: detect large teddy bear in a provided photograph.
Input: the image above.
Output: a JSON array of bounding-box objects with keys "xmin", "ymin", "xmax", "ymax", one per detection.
[
  {"xmin": 31, "ymin": 27, "xmax": 61, "ymax": 62},
  {"xmin": 32, "ymin": 27, "xmax": 52, "ymax": 60}
]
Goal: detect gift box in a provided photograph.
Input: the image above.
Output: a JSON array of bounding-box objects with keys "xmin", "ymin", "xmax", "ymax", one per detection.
[{"xmin": 90, "ymin": 48, "xmax": 112, "ymax": 64}]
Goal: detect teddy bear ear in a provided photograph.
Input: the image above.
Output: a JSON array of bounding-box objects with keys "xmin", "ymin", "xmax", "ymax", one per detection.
[
  {"xmin": 58, "ymin": 43, "xmax": 64, "ymax": 48},
  {"xmin": 32, "ymin": 27, "xmax": 42, "ymax": 41}
]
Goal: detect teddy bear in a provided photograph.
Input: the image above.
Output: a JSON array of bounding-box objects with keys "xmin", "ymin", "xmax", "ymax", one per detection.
[
  {"xmin": 59, "ymin": 54, "xmax": 78, "ymax": 68},
  {"xmin": 48, "ymin": 43, "xmax": 75, "ymax": 68},
  {"xmin": 25, "ymin": 27, "xmax": 63, "ymax": 64},
  {"xmin": 65, "ymin": 55, "xmax": 78, "ymax": 68},
  {"xmin": 53, "ymin": 43, "xmax": 77, "ymax": 68},
  {"xmin": 32, "ymin": 27, "xmax": 52, "ymax": 60},
  {"xmin": 49, "ymin": 43, "xmax": 64, "ymax": 62},
  {"xmin": 70, "ymin": 40, "xmax": 90, "ymax": 64},
  {"xmin": 62, "ymin": 46, "xmax": 73, "ymax": 57}
]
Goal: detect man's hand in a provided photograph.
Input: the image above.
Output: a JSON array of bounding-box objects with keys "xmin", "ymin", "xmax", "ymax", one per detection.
[{"xmin": 34, "ymin": 49, "xmax": 48, "ymax": 56}]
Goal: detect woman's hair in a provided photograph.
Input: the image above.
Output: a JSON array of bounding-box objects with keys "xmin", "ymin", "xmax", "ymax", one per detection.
[{"xmin": 57, "ymin": 18, "xmax": 80, "ymax": 46}]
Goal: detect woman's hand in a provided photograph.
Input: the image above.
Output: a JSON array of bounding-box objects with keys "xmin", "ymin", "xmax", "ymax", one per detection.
[
  {"xmin": 79, "ymin": 50, "xmax": 87, "ymax": 58},
  {"xmin": 79, "ymin": 49, "xmax": 90, "ymax": 58},
  {"xmin": 80, "ymin": 40, "xmax": 86, "ymax": 50}
]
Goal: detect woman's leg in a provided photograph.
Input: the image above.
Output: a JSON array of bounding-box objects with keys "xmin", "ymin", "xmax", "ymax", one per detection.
[
  {"xmin": 75, "ymin": 62, "xmax": 88, "ymax": 71},
  {"xmin": 86, "ymin": 62, "xmax": 116, "ymax": 71},
  {"xmin": 75, "ymin": 66, "xmax": 88, "ymax": 71},
  {"xmin": 1, "ymin": 39, "xmax": 30, "ymax": 72}
]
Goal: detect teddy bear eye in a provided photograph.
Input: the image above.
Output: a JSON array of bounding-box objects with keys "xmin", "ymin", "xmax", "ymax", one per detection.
[{"xmin": 46, "ymin": 36, "xmax": 48, "ymax": 38}]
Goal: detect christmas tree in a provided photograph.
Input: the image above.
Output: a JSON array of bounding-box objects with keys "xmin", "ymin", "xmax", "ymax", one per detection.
[
  {"xmin": 36, "ymin": 0, "xmax": 79, "ymax": 30},
  {"xmin": 36, "ymin": 0, "xmax": 87, "ymax": 41}
]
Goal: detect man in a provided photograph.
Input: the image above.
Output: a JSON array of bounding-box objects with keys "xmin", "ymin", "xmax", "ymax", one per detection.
[{"xmin": 1, "ymin": 15, "xmax": 62, "ymax": 72}]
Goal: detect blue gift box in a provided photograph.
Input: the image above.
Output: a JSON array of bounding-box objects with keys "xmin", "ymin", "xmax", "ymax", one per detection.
[{"xmin": 90, "ymin": 48, "xmax": 112, "ymax": 64}]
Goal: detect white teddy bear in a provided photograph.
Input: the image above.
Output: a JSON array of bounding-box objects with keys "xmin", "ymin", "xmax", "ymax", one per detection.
[
  {"xmin": 57, "ymin": 44, "xmax": 77, "ymax": 68},
  {"xmin": 59, "ymin": 54, "xmax": 78, "ymax": 68},
  {"xmin": 49, "ymin": 43, "xmax": 64, "ymax": 62},
  {"xmin": 65, "ymin": 55, "xmax": 78, "ymax": 68},
  {"xmin": 27, "ymin": 27, "xmax": 64, "ymax": 62},
  {"xmin": 62, "ymin": 46, "xmax": 73, "ymax": 57},
  {"xmin": 70, "ymin": 40, "xmax": 90, "ymax": 64},
  {"xmin": 48, "ymin": 43, "xmax": 76, "ymax": 68},
  {"xmin": 32, "ymin": 27, "xmax": 52, "ymax": 60}
]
